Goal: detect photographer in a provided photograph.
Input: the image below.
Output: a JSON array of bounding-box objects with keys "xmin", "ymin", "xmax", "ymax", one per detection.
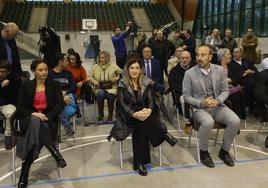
[
  {"xmin": 87, "ymin": 51, "xmax": 122, "ymax": 124},
  {"xmin": 39, "ymin": 26, "xmax": 61, "ymax": 69},
  {"xmin": 111, "ymin": 24, "xmax": 131, "ymax": 69}
]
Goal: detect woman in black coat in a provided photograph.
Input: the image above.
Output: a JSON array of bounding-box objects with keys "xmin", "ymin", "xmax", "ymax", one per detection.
[
  {"xmin": 17, "ymin": 59, "xmax": 66, "ymax": 188},
  {"xmin": 116, "ymin": 57, "xmax": 177, "ymax": 176}
]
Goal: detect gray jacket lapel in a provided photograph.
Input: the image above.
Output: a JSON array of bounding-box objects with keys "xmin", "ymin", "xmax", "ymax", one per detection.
[{"xmin": 196, "ymin": 67, "xmax": 206, "ymax": 93}]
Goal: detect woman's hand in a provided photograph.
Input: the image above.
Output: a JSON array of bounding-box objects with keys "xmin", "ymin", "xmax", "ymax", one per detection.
[
  {"xmin": 64, "ymin": 95, "xmax": 71, "ymax": 104},
  {"xmin": 111, "ymin": 75, "xmax": 120, "ymax": 83},
  {"xmin": 92, "ymin": 80, "xmax": 99, "ymax": 88},
  {"xmin": 132, "ymin": 108, "xmax": 152, "ymax": 121},
  {"xmin": 32, "ymin": 112, "xmax": 48, "ymax": 121},
  {"xmin": 77, "ymin": 81, "xmax": 83, "ymax": 88}
]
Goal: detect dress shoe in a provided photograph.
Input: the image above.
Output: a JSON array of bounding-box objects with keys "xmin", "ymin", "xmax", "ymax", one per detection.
[
  {"xmin": 164, "ymin": 132, "xmax": 178, "ymax": 147},
  {"xmin": 265, "ymin": 136, "xmax": 268, "ymax": 148},
  {"xmin": 133, "ymin": 164, "xmax": 147, "ymax": 176},
  {"xmin": 219, "ymin": 148, "xmax": 234, "ymax": 167},
  {"xmin": 200, "ymin": 150, "xmax": 215, "ymax": 168},
  {"xmin": 49, "ymin": 145, "xmax": 67, "ymax": 168}
]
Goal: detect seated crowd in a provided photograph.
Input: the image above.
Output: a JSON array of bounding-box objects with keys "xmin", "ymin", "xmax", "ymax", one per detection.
[{"xmin": 0, "ymin": 23, "xmax": 267, "ymax": 187}]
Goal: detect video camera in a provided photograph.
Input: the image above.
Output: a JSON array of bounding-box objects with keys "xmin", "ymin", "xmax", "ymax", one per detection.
[
  {"xmin": 126, "ymin": 21, "xmax": 139, "ymax": 37},
  {"xmin": 38, "ymin": 25, "xmax": 61, "ymax": 69}
]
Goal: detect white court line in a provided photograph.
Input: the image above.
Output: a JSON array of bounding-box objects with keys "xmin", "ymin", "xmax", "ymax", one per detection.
[{"xmin": 1, "ymin": 134, "xmax": 268, "ymax": 182}]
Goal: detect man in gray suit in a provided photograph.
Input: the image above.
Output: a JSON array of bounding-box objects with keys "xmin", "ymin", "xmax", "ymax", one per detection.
[{"xmin": 182, "ymin": 45, "xmax": 240, "ymax": 168}]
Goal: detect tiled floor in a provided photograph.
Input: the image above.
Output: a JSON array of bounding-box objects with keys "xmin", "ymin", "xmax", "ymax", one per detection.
[{"xmin": 1, "ymin": 103, "xmax": 268, "ymax": 188}]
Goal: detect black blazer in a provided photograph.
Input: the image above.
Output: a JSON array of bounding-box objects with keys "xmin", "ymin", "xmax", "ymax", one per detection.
[
  {"xmin": 18, "ymin": 78, "xmax": 65, "ymax": 137},
  {"xmin": 227, "ymin": 61, "xmax": 243, "ymax": 87},
  {"xmin": 0, "ymin": 34, "xmax": 23, "ymax": 76}
]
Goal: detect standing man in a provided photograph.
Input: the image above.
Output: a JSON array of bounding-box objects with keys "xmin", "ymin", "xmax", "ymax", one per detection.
[
  {"xmin": 242, "ymin": 28, "xmax": 258, "ymax": 63},
  {"xmin": 0, "ymin": 22, "xmax": 22, "ymax": 76},
  {"xmin": 142, "ymin": 46, "xmax": 164, "ymax": 94},
  {"xmin": 222, "ymin": 28, "xmax": 237, "ymax": 53},
  {"xmin": 182, "ymin": 45, "xmax": 240, "ymax": 168},
  {"xmin": 111, "ymin": 26, "xmax": 131, "ymax": 69},
  {"xmin": 182, "ymin": 29, "xmax": 196, "ymax": 62}
]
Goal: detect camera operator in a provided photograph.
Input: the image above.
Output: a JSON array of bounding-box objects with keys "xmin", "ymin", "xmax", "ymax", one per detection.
[
  {"xmin": 111, "ymin": 23, "xmax": 131, "ymax": 69},
  {"xmin": 0, "ymin": 22, "xmax": 23, "ymax": 77},
  {"xmin": 39, "ymin": 26, "xmax": 61, "ymax": 69}
]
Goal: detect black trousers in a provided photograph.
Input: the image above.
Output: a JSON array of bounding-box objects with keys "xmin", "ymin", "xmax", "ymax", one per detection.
[
  {"xmin": 132, "ymin": 124, "xmax": 151, "ymax": 166},
  {"xmin": 228, "ymin": 91, "xmax": 246, "ymax": 119},
  {"xmin": 116, "ymin": 56, "xmax": 127, "ymax": 70}
]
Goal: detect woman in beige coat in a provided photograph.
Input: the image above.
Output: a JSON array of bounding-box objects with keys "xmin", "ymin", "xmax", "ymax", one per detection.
[{"xmin": 88, "ymin": 51, "xmax": 122, "ymax": 124}]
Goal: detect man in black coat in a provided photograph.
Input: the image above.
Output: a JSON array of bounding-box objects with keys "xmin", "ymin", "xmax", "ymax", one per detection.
[
  {"xmin": 168, "ymin": 51, "xmax": 194, "ymax": 133},
  {"xmin": 232, "ymin": 47, "xmax": 258, "ymax": 114},
  {"xmin": 149, "ymin": 30, "xmax": 175, "ymax": 76},
  {"xmin": 0, "ymin": 60, "xmax": 21, "ymax": 149},
  {"xmin": 0, "ymin": 22, "xmax": 23, "ymax": 77},
  {"xmin": 182, "ymin": 30, "xmax": 196, "ymax": 61}
]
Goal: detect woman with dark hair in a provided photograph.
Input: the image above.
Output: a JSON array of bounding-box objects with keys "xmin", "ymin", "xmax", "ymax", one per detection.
[
  {"xmin": 115, "ymin": 57, "xmax": 177, "ymax": 176},
  {"xmin": 67, "ymin": 52, "xmax": 87, "ymax": 96},
  {"xmin": 17, "ymin": 59, "xmax": 66, "ymax": 188}
]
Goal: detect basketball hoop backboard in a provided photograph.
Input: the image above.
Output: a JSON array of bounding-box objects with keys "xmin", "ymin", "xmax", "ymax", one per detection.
[{"xmin": 82, "ymin": 19, "xmax": 97, "ymax": 30}]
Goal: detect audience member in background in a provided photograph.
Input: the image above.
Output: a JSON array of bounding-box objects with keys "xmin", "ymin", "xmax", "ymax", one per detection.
[
  {"xmin": 150, "ymin": 30, "xmax": 175, "ymax": 76},
  {"xmin": 116, "ymin": 57, "xmax": 178, "ymax": 176},
  {"xmin": 66, "ymin": 48, "xmax": 75, "ymax": 61},
  {"xmin": 221, "ymin": 29, "xmax": 237, "ymax": 53},
  {"xmin": 170, "ymin": 30, "xmax": 184, "ymax": 48},
  {"xmin": 167, "ymin": 47, "xmax": 184, "ymax": 74},
  {"xmin": 48, "ymin": 53, "xmax": 77, "ymax": 136},
  {"xmin": 0, "ymin": 22, "xmax": 22, "ymax": 77},
  {"xmin": 112, "ymin": 25, "xmax": 131, "ymax": 69},
  {"xmin": 168, "ymin": 51, "xmax": 194, "ymax": 134},
  {"xmin": 183, "ymin": 45, "xmax": 240, "ymax": 168},
  {"xmin": 148, "ymin": 29, "xmax": 158, "ymax": 47},
  {"xmin": 242, "ymin": 28, "xmax": 258, "ymax": 63},
  {"xmin": 217, "ymin": 48, "xmax": 246, "ymax": 120},
  {"xmin": 142, "ymin": 47, "xmax": 164, "ymax": 94},
  {"xmin": 182, "ymin": 29, "xmax": 196, "ymax": 61},
  {"xmin": 17, "ymin": 59, "xmax": 66, "ymax": 188},
  {"xmin": 205, "ymin": 28, "xmax": 222, "ymax": 64},
  {"xmin": 0, "ymin": 60, "xmax": 21, "ymax": 149},
  {"xmin": 135, "ymin": 32, "xmax": 147, "ymax": 58},
  {"xmin": 67, "ymin": 52, "xmax": 87, "ymax": 96},
  {"xmin": 232, "ymin": 47, "xmax": 258, "ymax": 115},
  {"xmin": 88, "ymin": 51, "xmax": 122, "ymax": 124},
  {"xmin": 254, "ymin": 58, "xmax": 268, "ymax": 147}
]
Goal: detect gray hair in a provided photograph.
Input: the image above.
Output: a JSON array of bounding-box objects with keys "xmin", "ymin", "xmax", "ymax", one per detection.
[{"xmin": 217, "ymin": 48, "xmax": 230, "ymax": 62}]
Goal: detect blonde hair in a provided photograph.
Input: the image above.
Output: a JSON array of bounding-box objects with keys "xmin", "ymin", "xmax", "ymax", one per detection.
[{"xmin": 98, "ymin": 51, "xmax": 110, "ymax": 63}]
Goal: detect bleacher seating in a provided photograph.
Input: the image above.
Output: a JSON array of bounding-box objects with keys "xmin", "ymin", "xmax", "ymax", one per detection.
[{"xmin": 0, "ymin": 2, "xmax": 175, "ymax": 32}]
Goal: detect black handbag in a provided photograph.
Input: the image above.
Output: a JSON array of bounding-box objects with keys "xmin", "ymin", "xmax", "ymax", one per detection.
[
  {"xmin": 99, "ymin": 80, "xmax": 113, "ymax": 90},
  {"xmin": 108, "ymin": 111, "xmax": 133, "ymax": 141}
]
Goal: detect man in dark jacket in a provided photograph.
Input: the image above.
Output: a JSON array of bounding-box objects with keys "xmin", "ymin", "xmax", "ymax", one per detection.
[
  {"xmin": 150, "ymin": 30, "xmax": 175, "ymax": 76},
  {"xmin": 182, "ymin": 30, "xmax": 196, "ymax": 61},
  {"xmin": 112, "ymin": 26, "xmax": 131, "ymax": 69},
  {"xmin": 0, "ymin": 22, "xmax": 23, "ymax": 77},
  {"xmin": 168, "ymin": 51, "xmax": 194, "ymax": 133},
  {"xmin": 0, "ymin": 60, "xmax": 21, "ymax": 149},
  {"xmin": 222, "ymin": 29, "xmax": 237, "ymax": 53},
  {"xmin": 232, "ymin": 47, "xmax": 258, "ymax": 114}
]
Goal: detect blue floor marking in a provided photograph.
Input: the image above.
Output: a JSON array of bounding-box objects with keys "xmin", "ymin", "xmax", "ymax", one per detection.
[{"xmin": 1, "ymin": 157, "xmax": 268, "ymax": 188}]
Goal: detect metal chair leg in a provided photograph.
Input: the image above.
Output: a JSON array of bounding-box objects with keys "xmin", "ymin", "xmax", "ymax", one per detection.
[
  {"xmin": 243, "ymin": 119, "xmax": 247, "ymax": 129},
  {"xmin": 119, "ymin": 141, "xmax": 124, "ymax": 170},
  {"xmin": 176, "ymin": 108, "xmax": 181, "ymax": 133},
  {"xmin": 195, "ymin": 131, "xmax": 201, "ymax": 164},
  {"xmin": 159, "ymin": 144, "xmax": 162, "ymax": 166},
  {"xmin": 58, "ymin": 142, "xmax": 63, "ymax": 179},
  {"xmin": 188, "ymin": 127, "xmax": 193, "ymax": 147},
  {"xmin": 12, "ymin": 146, "xmax": 16, "ymax": 186},
  {"xmin": 233, "ymin": 139, "xmax": 238, "ymax": 161},
  {"xmin": 254, "ymin": 122, "xmax": 263, "ymax": 145},
  {"xmin": 214, "ymin": 129, "xmax": 220, "ymax": 146}
]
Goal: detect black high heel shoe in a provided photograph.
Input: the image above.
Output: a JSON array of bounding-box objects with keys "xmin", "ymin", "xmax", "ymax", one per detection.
[
  {"xmin": 49, "ymin": 145, "xmax": 67, "ymax": 168},
  {"xmin": 133, "ymin": 164, "xmax": 147, "ymax": 176},
  {"xmin": 164, "ymin": 132, "xmax": 178, "ymax": 147}
]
